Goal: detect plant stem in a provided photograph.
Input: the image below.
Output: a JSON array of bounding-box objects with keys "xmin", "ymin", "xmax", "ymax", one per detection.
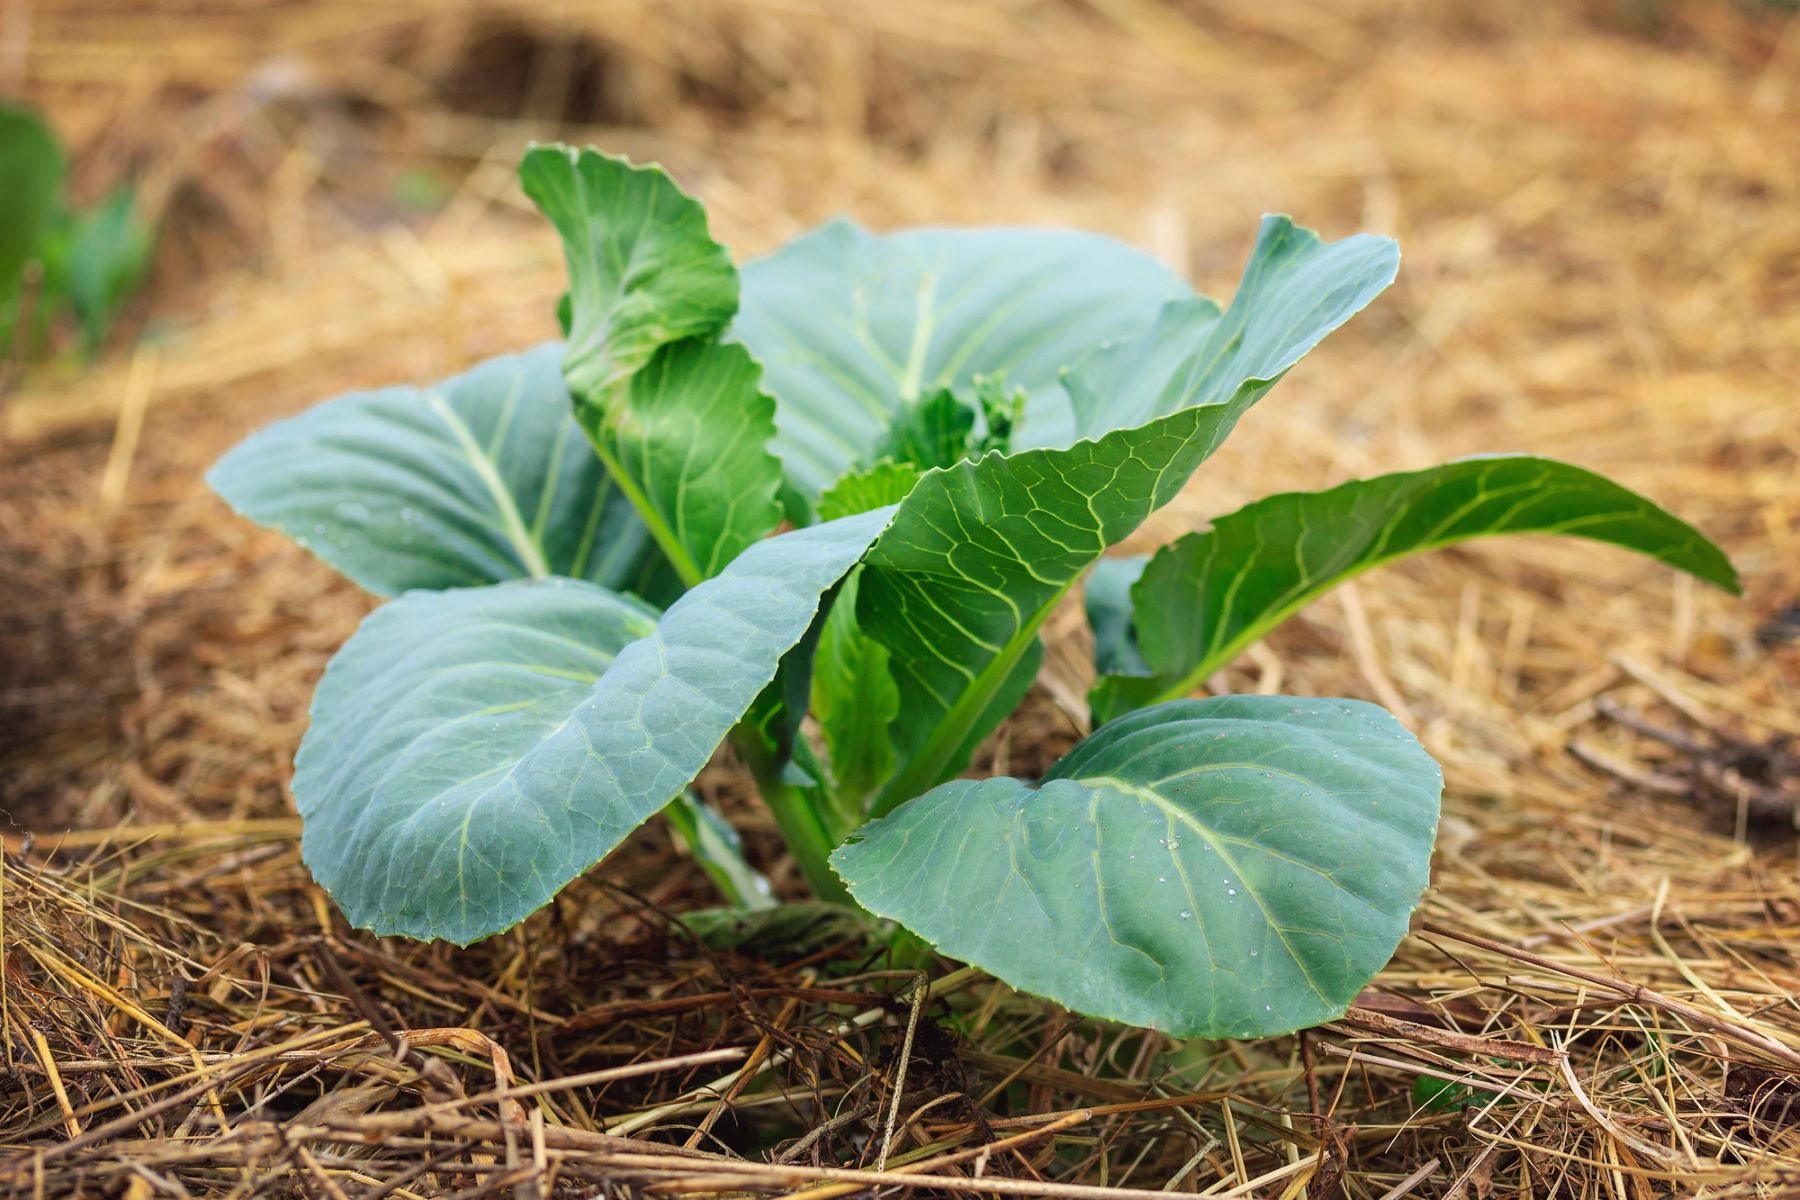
[{"xmin": 733, "ymin": 732, "xmax": 853, "ymax": 906}]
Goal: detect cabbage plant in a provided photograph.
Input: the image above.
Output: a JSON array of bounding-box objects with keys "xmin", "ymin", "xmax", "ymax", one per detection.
[{"xmin": 209, "ymin": 145, "xmax": 1737, "ymax": 1038}]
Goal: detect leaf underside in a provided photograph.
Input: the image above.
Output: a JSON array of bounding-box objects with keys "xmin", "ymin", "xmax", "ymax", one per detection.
[
  {"xmin": 296, "ymin": 507, "xmax": 893, "ymax": 944},
  {"xmin": 1091, "ymin": 455, "xmax": 1742, "ymax": 724},
  {"xmin": 834, "ymin": 695, "xmax": 1442, "ymax": 1038},
  {"xmin": 207, "ymin": 344, "xmax": 655, "ymax": 596}
]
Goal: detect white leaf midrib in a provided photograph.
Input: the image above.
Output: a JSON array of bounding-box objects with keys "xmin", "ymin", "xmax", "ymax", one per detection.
[{"xmin": 427, "ymin": 391, "xmax": 552, "ymax": 579}]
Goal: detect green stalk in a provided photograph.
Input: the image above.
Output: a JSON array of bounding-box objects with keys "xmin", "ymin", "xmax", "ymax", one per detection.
[{"xmin": 735, "ymin": 732, "xmax": 853, "ymax": 905}]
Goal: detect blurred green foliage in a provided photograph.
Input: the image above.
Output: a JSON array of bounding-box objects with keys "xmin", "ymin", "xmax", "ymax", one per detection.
[{"xmin": 1, "ymin": 102, "xmax": 154, "ymax": 363}]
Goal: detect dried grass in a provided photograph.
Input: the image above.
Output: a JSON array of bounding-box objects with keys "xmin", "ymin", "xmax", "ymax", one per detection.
[{"xmin": 2, "ymin": 0, "xmax": 1798, "ymax": 1195}]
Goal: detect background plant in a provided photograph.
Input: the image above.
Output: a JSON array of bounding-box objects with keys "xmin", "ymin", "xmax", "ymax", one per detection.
[
  {"xmin": 1, "ymin": 102, "xmax": 155, "ymax": 364},
  {"xmin": 210, "ymin": 144, "xmax": 1736, "ymax": 1039}
]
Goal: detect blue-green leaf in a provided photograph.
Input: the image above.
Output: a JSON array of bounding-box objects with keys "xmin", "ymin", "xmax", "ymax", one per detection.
[
  {"xmin": 523, "ymin": 144, "xmax": 784, "ymax": 584},
  {"xmin": 1091, "ymin": 456, "xmax": 1741, "ymax": 724},
  {"xmin": 1086, "ymin": 556, "xmax": 1150, "ymax": 677},
  {"xmin": 208, "ymin": 344, "xmax": 657, "ymax": 596},
  {"xmin": 859, "ymin": 218, "xmax": 1400, "ymax": 810},
  {"xmin": 65, "ymin": 185, "xmax": 153, "ymax": 354},
  {"xmin": 733, "ymin": 221, "xmax": 1192, "ymax": 507},
  {"xmin": 296, "ymin": 508, "xmax": 892, "ymax": 944},
  {"xmin": 834, "ymin": 696, "xmax": 1441, "ymax": 1037},
  {"xmin": 664, "ymin": 792, "xmax": 774, "ymax": 910}
]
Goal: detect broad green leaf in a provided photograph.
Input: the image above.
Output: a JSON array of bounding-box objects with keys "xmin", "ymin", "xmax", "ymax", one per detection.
[
  {"xmin": 208, "ymin": 344, "xmax": 657, "ymax": 597},
  {"xmin": 860, "ymin": 218, "xmax": 1400, "ymax": 810},
  {"xmin": 66, "ymin": 185, "xmax": 153, "ymax": 354},
  {"xmin": 834, "ymin": 696, "xmax": 1441, "ymax": 1037},
  {"xmin": 664, "ymin": 792, "xmax": 774, "ymax": 910},
  {"xmin": 811, "ymin": 571, "xmax": 900, "ymax": 813},
  {"xmin": 1090, "ymin": 456, "xmax": 1742, "ymax": 724},
  {"xmin": 523, "ymin": 144, "xmax": 784, "ymax": 584},
  {"xmin": 519, "ymin": 144, "xmax": 737, "ymax": 397},
  {"xmin": 0, "ymin": 103, "xmax": 62, "ymax": 293},
  {"xmin": 295, "ymin": 507, "xmax": 891, "ymax": 943},
  {"xmin": 732, "ymin": 221, "xmax": 1193, "ymax": 507},
  {"xmin": 816, "ymin": 461, "xmax": 923, "ymax": 521},
  {"xmin": 1085, "ymin": 556, "xmax": 1150, "ymax": 677}
]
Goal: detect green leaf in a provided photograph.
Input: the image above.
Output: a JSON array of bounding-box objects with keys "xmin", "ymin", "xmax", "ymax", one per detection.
[
  {"xmin": 1057, "ymin": 220, "xmax": 1400, "ymax": 444},
  {"xmin": 66, "ymin": 185, "xmax": 153, "ymax": 354},
  {"xmin": 732, "ymin": 221, "xmax": 1193, "ymax": 508},
  {"xmin": 1086, "ymin": 556, "xmax": 1149, "ymax": 677},
  {"xmin": 972, "ymin": 373, "xmax": 1027, "ymax": 453},
  {"xmin": 1412, "ymin": 1074, "xmax": 1502, "ymax": 1113},
  {"xmin": 816, "ymin": 461, "xmax": 923, "ymax": 522},
  {"xmin": 208, "ymin": 344, "xmax": 657, "ymax": 597},
  {"xmin": 0, "ymin": 103, "xmax": 62, "ymax": 292},
  {"xmin": 680, "ymin": 901, "xmax": 881, "ymax": 956},
  {"xmin": 295, "ymin": 506, "xmax": 892, "ymax": 943},
  {"xmin": 881, "ymin": 386, "xmax": 976, "ymax": 471},
  {"xmin": 833, "ymin": 695, "xmax": 1441, "ymax": 1037},
  {"xmin": 519, "ymin": 144, "xmax": 737, "ymax": 398},
  {"xmin": 811, "ymin": 571, "xmax": 900, "ymax": 812},
  {"xmin": 859, "ymin": 218, "xmax": 1400, "ymax": 810},
  {"xmin": 523, "ymin": 144, "xmax": 784, "ymax": 584},
  {"xmin": 1091, "ymin": 456, "xmax": 1741, "ymax": 724},
  {"xmin": 589, "ymin": 336, "xmax": 785, "ymax": 580},
  {"xmin": 664, "ymin": 792, "xmax": 774, "ymax": 910}
]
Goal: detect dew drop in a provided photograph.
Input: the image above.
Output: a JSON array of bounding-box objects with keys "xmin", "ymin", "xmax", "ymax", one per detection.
[
  {"xmin": 1179, "ymin": 910, "xmax": 1192, "ymax": 919},
  {"xmin": 1157, "ymin": 875, "xmax": 1167, "ymax": 883},
  {"xmin": 1227, "ymin": 888, "xmax": 1237, "ymax": 896},
  {"xmin": 1264, "ymin": 1004, "xmax": 1272, "ymax": 1012}
]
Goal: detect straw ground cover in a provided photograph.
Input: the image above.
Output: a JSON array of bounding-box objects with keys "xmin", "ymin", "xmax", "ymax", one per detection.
[{"xmin": 3, "ymin": 1, "xmax": 1798, "ymax": 1195}]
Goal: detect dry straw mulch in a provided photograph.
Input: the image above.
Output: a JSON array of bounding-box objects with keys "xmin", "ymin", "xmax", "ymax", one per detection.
[{"xmin": 3, "ymin": 1, "xmax": 1798, "ymax": 1195}]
